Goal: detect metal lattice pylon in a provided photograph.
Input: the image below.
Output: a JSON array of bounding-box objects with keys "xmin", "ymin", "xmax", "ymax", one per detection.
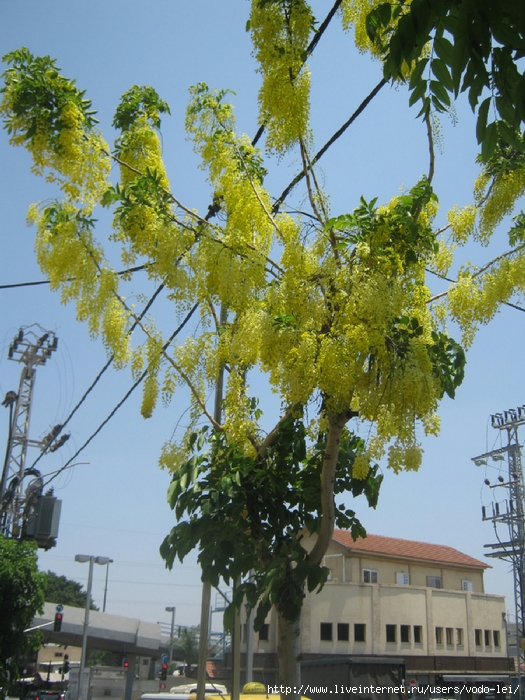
[
  {"xmin": 473, "ymin": 406, "xmax": 525, "ymax": 694},
  {"xmin": 0, "ymin": 326, "xmax": 57, "ymax": 538}
]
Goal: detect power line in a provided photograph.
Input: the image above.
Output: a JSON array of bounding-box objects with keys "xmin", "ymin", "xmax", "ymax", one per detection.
[
  {"xmin": 0, "ymin": 264, "xmax": 148, "ymax": 291},
  {"xmin": 29, "ymin": 282, "xmax": 166, "ymax": 472},
  {"xmin": 43, "ymin": 302, "xmax": 199, "ymax": 488}
]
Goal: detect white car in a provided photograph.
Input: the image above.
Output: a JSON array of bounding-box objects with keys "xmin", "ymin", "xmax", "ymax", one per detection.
[{"xmin": 170, "ymin": 684, "xmax": 228, "ymax": 698}]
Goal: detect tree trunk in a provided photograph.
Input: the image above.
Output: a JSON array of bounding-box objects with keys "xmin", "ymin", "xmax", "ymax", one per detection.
[
  {"xmin": 308, "ymin": 413, "xmax": 349, "ymax": 565},
  {"xmin": 277, "ymin": 609, "xmax": 302, "ymax": 700},
  {"xmin": 273, "ymin": 410, "xmax": 355, "ymax": 696}
]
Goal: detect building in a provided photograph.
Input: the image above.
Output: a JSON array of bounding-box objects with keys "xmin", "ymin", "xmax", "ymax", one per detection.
[{"xmin": 240, "ymin": 531, "xmax": 514, "ymax": 688}]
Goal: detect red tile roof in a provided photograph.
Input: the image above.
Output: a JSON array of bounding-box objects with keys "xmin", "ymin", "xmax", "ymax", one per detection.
[{"xmin": 332, "ymin": 530, "xmax": 488, "ymax": 569}]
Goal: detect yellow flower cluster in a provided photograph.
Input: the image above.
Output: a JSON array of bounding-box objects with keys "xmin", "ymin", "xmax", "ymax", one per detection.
[
  {"xmin": 387, "ymin": 442, "xmax": 422, "ymax": 473},
  {"xmin": 117, "ymin": 117, "xmax": 170, "ymax": 190},
  {"xmin": 340, "ymin": 0, "xmax": 386, "ymax": 55},
  {"xmin": 249, "ymin": 0, "xmax": 313, "ymax": 153},
  {"xmin": 447, "ymin": 205, "xmax": 477, "ymax": 244},
  {"xmin": 352, "ymin": 453, "xmax": 370, "ymax": 480},
  {"xmin": 475, "ymin": 168, "xmax": 525, "ymax": 243},
  {"xmin": 186, "ymin": 89, "xmax": 275, "ymax": 317},
  {"xmin": 141, "ymin": 332, "xmax": 163, "ymax": 418},
  {"xmin": 0, "ymin": 85, "xmax": 110, "ymax": 211},
  {"xmin": 441, "ymin": 157, "xmax": 525, "ymax": 346},
  {"xmin": 222, "ymin": 370, "xmax": 258, "ymax": 456},
  {"xmin": 33, "ymin": 202, "xmax": 131, "ymax": 365},
  {"xmin": 448, "ymin": 254, "xmax": 525, "ymax": 347}
]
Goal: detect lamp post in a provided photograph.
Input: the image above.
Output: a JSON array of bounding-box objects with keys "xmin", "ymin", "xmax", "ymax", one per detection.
[
  {"xmin": 75, "ymin": 554, "xmax": 112, "ymax": 700},
  {"xmin": 165, "ymin": 606, "xmax": 176, "ymax": 663},
  {"xmin": 102, "ymin": 559, "xmax": 114, "ymax": 613}
]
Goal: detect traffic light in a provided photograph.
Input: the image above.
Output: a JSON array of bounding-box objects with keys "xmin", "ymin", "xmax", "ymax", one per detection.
[
  {"xmin": 123, "ymin": 658, "xmax": 129, "ymax": 670},
  {"xmin": 62, "ymin": 655, "xmax": 70, "ymax": 675},
  {"xmin": 160, "ymin": 662, "xmax": 168, "ymax": 681},
  {"xmin": 54, "ymin": 612, "xmax": 63, "ymax": 632}
]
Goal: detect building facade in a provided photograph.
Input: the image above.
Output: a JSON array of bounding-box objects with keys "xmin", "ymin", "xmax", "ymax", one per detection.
[{"xmin": 241, "ymin": 531, "xmax": 514, "ymax": 686}]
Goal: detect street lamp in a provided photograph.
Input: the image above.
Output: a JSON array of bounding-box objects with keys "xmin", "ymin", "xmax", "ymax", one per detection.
[
  {"xmin": 102, "ymin": 559, "xmax": 114, "ymax": 613},
  {"xmin": 75, "ymin": 554, "xmax": 112, "ymax": 700},
  {"xmin": 165, "ymin": 606, "xmax": 176, "ymax": 663}
]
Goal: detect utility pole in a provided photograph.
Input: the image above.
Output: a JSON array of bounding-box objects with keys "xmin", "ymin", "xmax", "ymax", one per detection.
[
  {"xmin": 166, "ymin": 606, "xmax": 176, "ymax": 663},
  {"xmin": 197, "ymin": 306, "xmax": 228, "ymax": 700},
  {"xmin": 0, "ymin": 326, "xmax": 60, "ymax": 543},
  {"xmin": 473, "ymin": 405, "xmax": 525, "ymax": 698}
]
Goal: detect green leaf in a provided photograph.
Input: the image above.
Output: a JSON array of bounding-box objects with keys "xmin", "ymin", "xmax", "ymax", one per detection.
[
  {"xmin": 416, "ymin": 95, "xmax": 431, "ymax": 118},
  {"xmin": 409, "ymin": 58, "xmax": 429, "ymax": 90},
  {"xmin": 430, "ymin": 80, "xmax": 451, "ymax": 106},
  {"xmin": 431, "ymin": 58, "xmax": 453, "ymax": 91},
  {"xmin": 409, "ymin": 79, "xmax": 427, "ymax": 107},
  {"xmin": 481, "ymin": 121, "xmax": 498, "ymax": 162},
  {"xmin": 433, "ymin": 35, "xmax": 455, "ymax": 66},
  {"xmin": 476, "ymin": 97, "xmax": 491, "ymax": 143}
]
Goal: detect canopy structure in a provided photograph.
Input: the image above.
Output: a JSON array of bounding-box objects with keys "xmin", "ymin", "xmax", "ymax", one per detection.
[{"xmin": 34, "ymin": 602, "xmax": 164, "ymax": 657}]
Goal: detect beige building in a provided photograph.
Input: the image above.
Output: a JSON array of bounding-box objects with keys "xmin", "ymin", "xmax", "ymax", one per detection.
[{"xmin": 241, "ymin": 531, "xmax": 514, "ymax": 685}]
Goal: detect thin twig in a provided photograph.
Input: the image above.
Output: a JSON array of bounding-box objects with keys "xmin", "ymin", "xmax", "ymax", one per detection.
[
  {"xmin": 299, "ymin": 138, "xmax": 324, "ymax": 224},
  {"xmin": 425, "ymin": 112, "xmax": 435, "ymax": 184},
  {"xmin": 427, "ymin": 243, "xmax": 525, "ymax": 304}
]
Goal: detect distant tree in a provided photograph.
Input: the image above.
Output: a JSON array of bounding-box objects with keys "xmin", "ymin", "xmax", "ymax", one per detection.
[
  {"xmin": 0, "ymin": 534, "xmax": 46, "ymax": 697},
  {"xmin": 170, "ymin": 628, "xmax": 199, "ymax": 675},
  {"xmin": 88, "ymin": 651, "xmax": 108, "ymax": 666},
  {"xmin": 43, "ymin": 571, "xmax": 99, "ymax": 610}
]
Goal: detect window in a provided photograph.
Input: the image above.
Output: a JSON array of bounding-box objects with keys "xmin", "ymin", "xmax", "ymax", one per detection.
[
  {"xmin": 493, "ymin": 631, "xmax": 501, "ymax": 648},
  {"xmin": 354, "ymin": 624, "xmax": 366, "ymax": 642},
  {"xmin": 456, "ymin": 628, "xmax": 464, "ymax": 646},
  {"xmin": 462, "ymin": 579, "xmax": 474, "ymax": 591},
  {"xmin": 475, "ymin": 629, "xmax": 482, "ymax": 647},
  {"xmin": 400, "ymin": 625, "xmax": 410, "ymax": 643},
  {"xmin": 337, "ymin": 623, "xmax": 349, "ymax": 641},
  {"xmin": 435, "ymin": 627, "xmax": 443, "ymax": 645},
  {"xmin": 414, "ymin": 626, "xmax": 422, "ymax": 644},
  {"xmin": 427, "ymin": 576, "xmax": 442, "ymax": 588},
  {"xmin": 485, "ymin": 629, "xmax": 492, "ymax": 647},
  {"xmin": 386, "ymin": 625, "xmax": 397, "ymax": 643},
  {"xmin": 446, "ymin": 627, "xmax": 454, "ymax": 646},
  {"xmin": 259, "ymin": 624, "xmax": 269, "ymax": 641},
  {"xmin": 363, "ymin": 569, "xmax": 378, "ymax": 583},
  {"xmin": 320, "ymin": 623, "xmax": 333, "ymax": 641},
  {"xmin": 396, "ymin": 572, "xmax": 410, "ymax": 585}
]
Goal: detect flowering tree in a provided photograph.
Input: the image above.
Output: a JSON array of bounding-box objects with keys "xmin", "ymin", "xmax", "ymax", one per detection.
[{"xmin": 2, "ymin": 0, "xmax": 525, "ymax": 689}]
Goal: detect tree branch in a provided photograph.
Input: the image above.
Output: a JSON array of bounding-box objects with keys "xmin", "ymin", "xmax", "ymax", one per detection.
[
  {"xmin": 308, "ymin": 409, "xmax": 357, "ymax": 565},
  {"xmin": 256, "ymin": 410, "xmax": 293, "ymax": 460},
  {"xmin": 427, "ymin": 243, "xmax": 525, "ymax": 304},
  {"xmin": 273, "ymin": 78, "xmax": 388, "ymax": 212}
]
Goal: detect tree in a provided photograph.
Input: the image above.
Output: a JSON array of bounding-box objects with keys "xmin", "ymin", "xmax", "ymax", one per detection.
[
  {"xmin": 1, "ymin": 0, "xmax": 524, "ymax": 691},
  {"xmin": 170, "ymin": 627, "xmax": 199, "ymax": 675},
  {"xmin": 43, "ymin": 571, "xmax": 99, "ymax": 610},
  {"xmin": 0, "ymin": 534, "xmax": 46, "ymax": 696}
]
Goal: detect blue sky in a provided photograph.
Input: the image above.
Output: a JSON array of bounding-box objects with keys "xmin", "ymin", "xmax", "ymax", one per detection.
[{"xmin": 1, "ymin": 1, "xmax": 524, "ymax": 631}]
